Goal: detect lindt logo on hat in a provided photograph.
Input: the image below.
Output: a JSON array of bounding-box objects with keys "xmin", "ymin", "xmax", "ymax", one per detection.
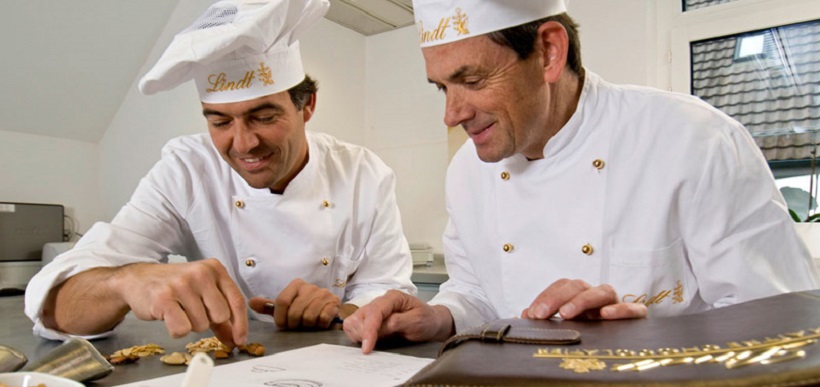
[
  {"xmin": 204, "ymin": 62, "xmax": 275, "ymax": 95},
  {"xmin": 412, "ymin": 0, "xmax": 568, "ymax": 48},
  {"xmin": 417, "ymin": 7, "xmax": 470, "ymax": 45}
]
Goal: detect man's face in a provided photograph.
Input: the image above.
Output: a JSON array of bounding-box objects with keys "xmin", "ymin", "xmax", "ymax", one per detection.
[
  {"xmin": 423, "ymin": 35, "xmax": 549, "ymax": 162},
  {"xmin": 203, "ymin": 91, "xmax": 314, "ymax": 191}
]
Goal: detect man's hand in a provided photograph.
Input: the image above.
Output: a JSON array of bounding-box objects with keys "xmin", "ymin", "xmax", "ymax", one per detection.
[
  {"xmin": 521, "ymin": 278, "xmax": 647, "ymax": 320},
  {"xmin": 248, "ymin": 278, "xmax": 340, "ymax": 330},
  {"xmin": 118, "ymin": 258, "xmax": 248, "ymax": 347},
  {"xmin": 44, "ymin": 258, "xmax": 248, "ymax": 347},
  {"xmin": 343, "ymin": 290, "xmax": 454, "ymax": 354}
]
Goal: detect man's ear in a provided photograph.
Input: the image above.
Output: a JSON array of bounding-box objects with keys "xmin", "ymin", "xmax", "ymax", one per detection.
[
  {"xmin": 536, "ymin": 21, "xmax": 569, "ymax": 84},
  {"xmin": 302, "ymin": 93, "xmax": 317, "ymax": 122}
]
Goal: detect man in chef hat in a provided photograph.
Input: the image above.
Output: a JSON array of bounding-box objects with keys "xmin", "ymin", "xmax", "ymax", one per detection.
[
  {"xmin": 26, "ymin": 0, "xmax": 416, "ymax": 348},
  {"xmin": 344, "ymin": 0, "xmax": 819, "ymax": 353}
]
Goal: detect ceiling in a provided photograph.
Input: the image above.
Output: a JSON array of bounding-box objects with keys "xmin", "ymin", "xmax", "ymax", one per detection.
[
  {"xmin": 326, "ymin": 0, "xmax": 414, "ymax": 36},
  {"xmin": 1, "ymin": 0, "xmax": 414, "ymax": 143}
]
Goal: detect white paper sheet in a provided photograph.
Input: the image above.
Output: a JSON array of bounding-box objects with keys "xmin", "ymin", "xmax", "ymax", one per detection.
[{"xmin": 116, "ymin": 344, "xmax": 433, "ymax": 387}]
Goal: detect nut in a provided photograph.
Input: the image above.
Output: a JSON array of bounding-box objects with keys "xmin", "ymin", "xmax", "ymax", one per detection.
[
  {"xmin": 238, "ymin": 343, "xmax": 266, "ymax": 357},
  {"xmin": 160, "ymin": 352, "xmax": 191, "ymax": 366},
  {"xmin": 107, "ymin": 343, "xmax": 165, "ymax": 365}
]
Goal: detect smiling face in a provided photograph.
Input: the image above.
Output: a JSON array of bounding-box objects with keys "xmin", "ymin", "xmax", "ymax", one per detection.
[
  {"xmin": 422, "ymin": 22, "xmax": 575, "ymax": 162},
  {"xmin": 203, "ymin": 90, "xmax": 315, "ymax": 192}
]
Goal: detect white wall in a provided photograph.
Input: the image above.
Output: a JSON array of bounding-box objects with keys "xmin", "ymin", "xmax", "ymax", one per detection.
[
  {"xmin": 569, "ymin": 0, "xmax": 657, "ymax": 86},
  {"xmin": 99, "ymin": 0, "xmax": 366, "ymax": 220},
  {"xmin": 0, "ymin": 130, "xmax": 101, "ymax": 239},
  {"xmin": 364, "ymin": 27, "xmax": 448, "ymax": 252}
]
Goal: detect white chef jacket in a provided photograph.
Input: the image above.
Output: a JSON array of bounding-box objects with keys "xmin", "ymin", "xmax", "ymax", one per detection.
[
  {"xmin": 26, "ymin": 131, "xmax": 416, "ymax": 340},
  {"xmin": 430, "ymin": 71, "xmax": 820, "ymax": 333}
]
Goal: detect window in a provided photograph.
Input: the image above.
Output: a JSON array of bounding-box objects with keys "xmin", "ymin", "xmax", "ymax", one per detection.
[
  {"xmin": 690, "ymin": 19, "xmax": 820, "ymax": 162},
  {"xmin": 664, "ymin": 0, "xmax": 820, "ymax": 218}
]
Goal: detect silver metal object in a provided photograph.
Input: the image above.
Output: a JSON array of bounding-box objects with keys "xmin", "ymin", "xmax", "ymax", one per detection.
[
  {"xmin": 0, "ymin": 345, "xmax": 27, "ymax": 372},
  {"xmin": 22, "ymin": 338, "xmax": 113, "ymax": 382}
]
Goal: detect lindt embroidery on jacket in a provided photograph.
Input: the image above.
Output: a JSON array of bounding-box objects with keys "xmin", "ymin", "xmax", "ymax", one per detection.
[
  {"xmin": 621, "ymin": 281, "xmax": 684, "ymax": 307},
  {"xmin": 535, "ymin": 327, "xmax": 819, "ymax": 373}
]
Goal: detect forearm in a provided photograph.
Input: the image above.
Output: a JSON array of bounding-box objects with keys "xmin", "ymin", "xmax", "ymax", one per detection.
[{"xmin": 41, "ymin": 266, "xmax": 132, "ymax": 335}]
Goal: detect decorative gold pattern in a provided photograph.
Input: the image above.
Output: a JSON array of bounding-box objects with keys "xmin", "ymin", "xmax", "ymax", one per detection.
[
  {"xmin": 534, "ymin": 328, "xmax": 820, "ymax": 374},
  {"xmin": 672, "ymin": 280, "xmax": 684, "ymax": 304},
  {"xmin": 622, "ymin": 281, "xmax": 686, "ymax": 307},
  {"xmin": 417, "ymin": 7, "xmax": 471, "ymax": 44},
  {"xmin": 257, "ymin": 62, "xmax": 274, "ymax": 86},
  {"xmin": 560, "ymin": 358, "xmax": 607, "ymax": 373},
  {"xmin": 453, "ymin": 8, "xmax": 469, "ymax": 36}
]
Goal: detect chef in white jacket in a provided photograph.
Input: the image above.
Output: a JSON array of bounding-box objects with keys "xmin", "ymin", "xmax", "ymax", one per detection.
[
  {"xmin": 25, "ymin": 0, "xmax": 416, "ymax": 347},
  {"xmin": 344, "ymin": 0, "xmax": 820, "ymax": 354}
]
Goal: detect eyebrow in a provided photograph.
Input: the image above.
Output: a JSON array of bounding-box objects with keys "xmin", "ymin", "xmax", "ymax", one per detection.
[
  {"xmin": 427, "ymin": 65, "xmax": 475, "ymax": 85},
  {"xmin": 202, "ymin": 102, "xmax": 285, "ymax": 118}
]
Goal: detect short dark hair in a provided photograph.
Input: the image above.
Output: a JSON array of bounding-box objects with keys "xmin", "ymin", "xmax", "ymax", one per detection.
[
  {"xmin": 487, "ymin": 13, "xmax": 582, "ymax": 75},
  {"xmin": 287, "ymin": 74, "xmax": 318, "ymax": 110}
]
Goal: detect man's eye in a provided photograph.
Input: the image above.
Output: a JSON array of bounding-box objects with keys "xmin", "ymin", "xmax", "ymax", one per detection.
[
  {"xmin": 210, "ymin": 120, "xmax": 230, "ymax": 128},
  {"xmin": 255, "ymin": 115, "xmax": 277, "ymax": 123},
  {"xmin": 463, "ymin": 79, "xmax": 482, "ymax": 88}
]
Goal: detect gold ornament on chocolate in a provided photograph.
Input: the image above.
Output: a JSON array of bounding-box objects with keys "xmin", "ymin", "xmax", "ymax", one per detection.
[{"xmin": 536, "ymin": 327, "xmax": 820, "ymax": 374}]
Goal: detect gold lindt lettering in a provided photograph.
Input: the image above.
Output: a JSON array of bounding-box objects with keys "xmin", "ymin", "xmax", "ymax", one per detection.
[
  {"xmin": 418, "ymin": 17, "xmax": 451, "ymax": 43},
  {"xmin": 205, "ymin": 71, "xmax": 256, "ymax": 93}
]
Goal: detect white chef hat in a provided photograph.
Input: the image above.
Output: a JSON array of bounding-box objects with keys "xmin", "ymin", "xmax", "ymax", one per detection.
[
  {"xmin": 412, "ymin": 0, "xmax": 567, "ymax": 48},
  {"xmin": 139, "ymin": 0, "xmax": 329, "ymax": 103}
]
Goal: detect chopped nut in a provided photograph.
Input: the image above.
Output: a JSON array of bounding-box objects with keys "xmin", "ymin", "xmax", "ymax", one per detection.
[
  {"xmin": 213, "ymin": 349, "xmax": 232, "ymax": 359},
  {"xmin": 107, "ymin": 354, "xmax": 140, "ymax": 365},
  {"xmin": 185, "ymin": 337, "xmax": 228, "ymax": 354},
  {"xmin": 238, "ymin": 343, "xmax": 265, "ymax": 357},
  {"xmin": 107, "ymin": 343, "xmax": 165, "ymax": 365},
  {"xmin": 160, "ymin": 352, "xmax": 191, "ymax": 365}
]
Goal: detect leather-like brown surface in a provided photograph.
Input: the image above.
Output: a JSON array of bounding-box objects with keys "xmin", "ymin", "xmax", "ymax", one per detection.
[
  {"xmin": 405, "ymin": 290, "xmax": 820, "ymax": 386},
  {"xmin": 439, "ymin": 320, "xmax": 581, "ymax": 356}
]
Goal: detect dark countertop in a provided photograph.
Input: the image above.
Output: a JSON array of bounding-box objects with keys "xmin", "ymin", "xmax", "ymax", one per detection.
[{"xmin": 0, "ymin": 295, "xmax": 441, "ymax": 386}]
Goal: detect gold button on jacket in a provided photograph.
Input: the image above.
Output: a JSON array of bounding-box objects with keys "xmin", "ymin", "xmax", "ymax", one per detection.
[
  {"xmin": 581, "ymin": 244, "xmax": 594, "ymax": 255},
  {"xmin": 502, "ymin": 243, "xmax": 514, "ymax": 253},
  {"xmin": 244, "ymin": 259, "xmax": 256, "ymax": 267}
]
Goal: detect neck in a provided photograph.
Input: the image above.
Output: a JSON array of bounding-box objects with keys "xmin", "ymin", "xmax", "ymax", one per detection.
[
  {"xmin": 521, "ymin": 69, "xmax": 584, "ymax": 160},
  {"xmin": 269, "ymin": 142, "xmax": 309, "ymax": 194}
]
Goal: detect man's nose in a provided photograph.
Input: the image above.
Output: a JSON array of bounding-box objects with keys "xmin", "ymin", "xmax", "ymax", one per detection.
[
  {"xmin": 233, "ymin": 120, "xmax": 260, "ymax": 154},
  {"xmin": 443, "ymin": 90, "xmax": 472, "ymax": 128}
]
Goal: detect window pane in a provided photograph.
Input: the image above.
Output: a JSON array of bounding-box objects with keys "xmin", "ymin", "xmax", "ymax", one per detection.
[{"xmin": 690, "ymin": 19, "xmax": 820, "ymax": 161}]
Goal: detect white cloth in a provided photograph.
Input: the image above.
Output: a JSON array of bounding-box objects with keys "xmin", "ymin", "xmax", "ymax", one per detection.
[
  {"xmin": 26, "ymin": 131, "xmax": 416, "ymax": 340},
  {"xmin": 430, "ymin": 71, "xmax": 820, "ymax": 333}
]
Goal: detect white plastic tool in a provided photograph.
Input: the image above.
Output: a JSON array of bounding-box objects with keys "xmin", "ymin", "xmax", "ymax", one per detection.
[{"xmin": 180, "ymin": 352, "xmax": 214, "ymax": 387}]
